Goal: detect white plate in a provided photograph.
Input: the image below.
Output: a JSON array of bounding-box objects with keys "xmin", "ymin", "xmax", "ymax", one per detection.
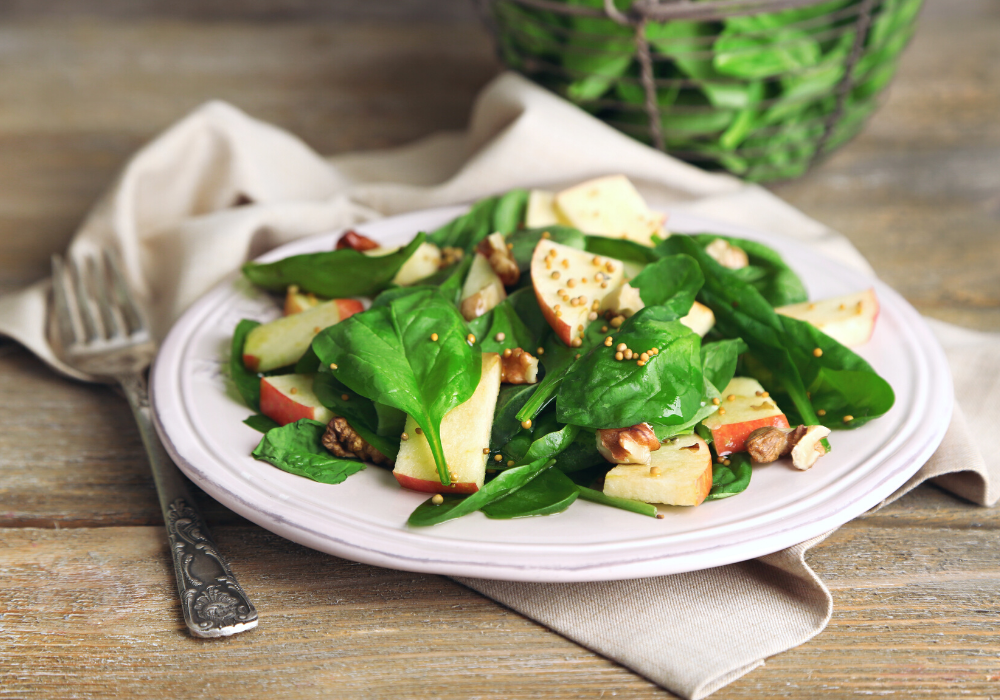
[{"xmin": 151, "ymin": 206, "xmax": 952, "ymax": 582}]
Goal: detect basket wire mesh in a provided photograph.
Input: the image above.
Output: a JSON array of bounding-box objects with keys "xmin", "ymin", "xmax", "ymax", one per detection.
[{"xmin": 479, "ymin": 0, "xmax": 923, "ymax": 181}]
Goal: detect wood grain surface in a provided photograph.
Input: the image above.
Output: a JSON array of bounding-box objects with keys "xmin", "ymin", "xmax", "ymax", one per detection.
[{"xmin": 0, "ymin": 1, "xmax": 998, "ymax": 698}]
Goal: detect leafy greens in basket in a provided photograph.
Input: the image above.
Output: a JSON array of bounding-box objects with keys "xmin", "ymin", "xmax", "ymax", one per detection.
[{"xmin": 233, "ymin": 175, "xmax": 892, "ymax": 525}]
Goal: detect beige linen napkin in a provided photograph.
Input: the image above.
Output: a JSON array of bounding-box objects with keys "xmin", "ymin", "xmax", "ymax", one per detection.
[{"xmin": 1, "ymin": 72, "xmax": 996, "ymax": 699}]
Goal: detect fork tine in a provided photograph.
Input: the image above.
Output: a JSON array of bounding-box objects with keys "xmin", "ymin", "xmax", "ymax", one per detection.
[
  {"xmin": 66, "ymin": 253, "xmax": 100, "ymax": 343},
  {"xmin": 51, "ymin": 254, "xmax": 79, "ymax": 347},
  {"xmin": 90, "ymin": 254, "xmax": 123, "ymax": 340},
  {"xmin": 103, "ymin": 247, "xmax": 146, "ymax": 336}
]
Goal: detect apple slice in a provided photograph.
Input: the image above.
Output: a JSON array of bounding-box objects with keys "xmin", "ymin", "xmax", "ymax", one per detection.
[
  {"xmin": 393, "ymin": 353, "xmax": 502, "ymax": 494},
  {"xmin": 701, "ymin": 377, "xmax": 790, "ymax": 456},
  {"xmin": 259, "ymin": 374, "xmax": 334, "ymax": 427},
  {"xmin": 603, "ymin": 434, "xmax": 713, "ymax": 506},
  {"xmin": 243, "ymin": 299, "xmax": 362, "ymax": 372},
  {"xmin": 531, "ymin": 239, "xmax": 626, "ymax": 346},
  {"xmin": 460, "ymin": 252, "xmax": 507, "ymax": 321},
  {"xmin": 680, "ymin": 301, "xmax": 715, "ymax": 337},
  {"xmin": 362, "ymin": 241, "xmax": 442, "ymax": 287},
  {"xmin": 283, "ymin": 285, "xmax": 321, "ymax": 315},
  {"xmin": 554, "ymin": 175, "xmax": 666, "ymax": 247},
  {"xmin": 525, "ymin": 189, "xmax": 569, "ymax": 228},
  {"xmin": 776, "ymin": 288, "xmax": 879, "ymax": 347}
]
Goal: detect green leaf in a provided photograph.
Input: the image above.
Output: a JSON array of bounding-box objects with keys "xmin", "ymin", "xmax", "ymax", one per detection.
[
  {"xmin": 557, "ymin": 307, "xmax": 705, "ymax": 429},
  {"xmin": 243, "ymin": 413, "xmax": 280, "ymax": 433},
  {"xmin": 491, "ymin": 383, "xmax": 538, "ymax": 452},
  {"xmin": 714, "ymin": 17, "xmax": 822, "ymax": 80},
  {"xmin": 482, "ymin": 468, "xmax": 579, "ymax": 519},
  {"xmin": 242, "ymin": 233, "xmax": 426, "ymax": 298},
  {"xmin": 705, "ymin": 452, "xmax": 752, "ymax": 500},
  {"xmin": 576, "ymin": 485, "xmax": 658, "ymax": 518},
  {"xmin": 426, "ymin": 190, "xmax": 527, "ymax": 253},
  {"xmin": 552, "ymin": 429, "xmax": 607, "ymax": 474},
  {"xmin": 231, "ymin": 319, "xmax": 262, "ymax": 411},
  {"xmin": 700, "ymin": 338, "xmax": 748, "ymax": 393},
  {"xmin": 311, "ymin": 372, "xmax": 400, "ymax": 460},
  {"xmin": 522, "ymin": 422, "xmax": 581, "ymax": 465},
  {"xmin": 251, "ymin": 419, "xmax": 365, "ymax": 485},
  {"xmin": 407, "ymin": 458, "xmax": 555, "ymax": 526},
  {"xmin": 468, "ymin": 298, "xmax": 537, "ymax": 355},
  {"xmin": 629, "ymin": 254, "xmax": 704, "ymax": 314},
  {"xmin": 311, "ymin": 289, "xmax": 481, "ymax": 485}
]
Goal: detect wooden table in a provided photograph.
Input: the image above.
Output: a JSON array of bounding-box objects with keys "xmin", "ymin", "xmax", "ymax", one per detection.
[{"xmin": 2, "ymin": 1, "xmax": 998, "ymax": 697}]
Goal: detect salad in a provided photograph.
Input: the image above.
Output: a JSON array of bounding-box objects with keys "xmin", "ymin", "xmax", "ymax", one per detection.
[{"xmin": 230, "ymin": 175, "xmax": 894, "ymax": 526}]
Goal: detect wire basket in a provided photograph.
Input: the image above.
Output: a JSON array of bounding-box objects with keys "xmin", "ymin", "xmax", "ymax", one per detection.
[{"xmin": 480, "ymin": 0, "xmax": 923, "ymax": 181}]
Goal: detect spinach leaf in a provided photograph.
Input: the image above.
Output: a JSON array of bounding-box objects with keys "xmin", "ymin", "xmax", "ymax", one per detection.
[
  {"xmin": 294, "ymin": 344, "xmax": 321, "ymax": 374},
  {"xmin": 665, "ymin": 234, "xmax": 893, "ymax": 432},
  {"xmin": 311, "ymin": 289, "xmax": 480, "ymax": 485},
  {"xmin": 482, "ymin": 468, "xmax": 579, "ymax": 519},
  {"xmin": 427, "ymin": 190, "xmax": 528, "ymax": 252},
  {"xmin": 557, "ymin": 307, "xmax": 705, "ymax": 429},
  {"xmin": 562, "ymin": 1, "xmax": 634, "ymax": 101},
  {"xmin": 506, "ymin": 287, "xmax": 550, "ymax": 343},
  {"xmin": 491, "ymin": 384, "xmax": 538, "ymax": 452},
  {"xmin": 242, "ymin": 233, "xmax": 425, "ymax": 298},
  {"xmin": 714, "ymin": 16, "xmax": 821, "ymax": 80},
  {"xmin": 468, "ymin": 298, "xmax": 537, "ymax": 355},
  {"xmin": 705, "ymin": 452, "xmax": 752, "ymax": 500},
  {"xmin": 243, "ymin": 413, "xmax": 279, "ymax": 434},
  {"xmin": 230, "ymin": 319, "xmax": 262, "ymax": 411},
  {"xmin": 583, "ymin": 236, "xmax": 661, "ymax": 265},
  {"xmin": 687, "ymin": 233, "xmax": 807, "ymax": 306},
  {"xmin": 251, "ymin": 419, "xmax": 365, "ymax": 485},
  {"xmin": 407, "ymin": 458, "xmax": 554, "ymax": 526},
  {"xmin": 776, "ymin": 315, "xmax": 895, "ymax": 429},
  {"xmin": 629, "ymin": 254, "xmax": 704, "ymax": 314},
  {"xmin": 521, "ymin": 422, "xmax": 580, "ymax": 465},
  {"xmin": 700, "ymin": 338, "xmax": 748, "ymax": 393},
  {"xmin": 576, "ymin": 485, "xmax": 658, "ymax": 518},
  {"xmin": 553, "ymin": 429, "xmax": 607, "ymax": 474}
]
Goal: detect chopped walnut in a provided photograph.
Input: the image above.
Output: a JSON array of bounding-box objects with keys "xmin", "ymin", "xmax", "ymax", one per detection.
[
  {"xmin": 705, "ymin": 238, "xmax": 749, "ymax": 270},
  {"xmin": 746, "ymin": 424, "xmax": 831, "ymax": 470},
  {"xmin": 596, "ymin": 423, "xmax": 661, "ymax": 465},
  {"xmin": 476, "ymin": 232, "xmax": 520, "ymax": 286},
  {"xmin": 499, "ymin": 347, "xmax": 539, "ymax": 384},
  {"xmin": 335, "ymin": 230, "xmax": 380, "ymax": 252},
  {"xmin": 322, "ymin": 417, "xmax": 392, "ymax": 466}
]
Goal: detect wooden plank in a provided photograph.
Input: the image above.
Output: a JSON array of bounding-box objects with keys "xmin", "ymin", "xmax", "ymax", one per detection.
[
  {"xmin": 0, "ymin": 526, "xmax": 665, "ymax": 699},
  {"xmin": 2, "ymin": 522, "xmax": 998, "ymax": 699}
]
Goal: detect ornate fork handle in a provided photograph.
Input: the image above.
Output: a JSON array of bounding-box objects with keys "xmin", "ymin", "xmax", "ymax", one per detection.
[{"xmin": 119, "ymin": 372, "xmax": 258, "ymax": 637}]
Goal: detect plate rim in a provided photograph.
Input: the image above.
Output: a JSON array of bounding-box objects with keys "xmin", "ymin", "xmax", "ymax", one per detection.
[{"xmin": 151, "ymin": 206, "xmax": 953, "ymax": 582}]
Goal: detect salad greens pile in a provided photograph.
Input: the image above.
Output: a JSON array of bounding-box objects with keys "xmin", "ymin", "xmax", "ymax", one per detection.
[
  {"xmin": 232, "ymin": 187, "xmax": 893, "ymax": 526},
  {"xmin": 491, "ymin": 0, "xmax": 923, "ymax": 180}
]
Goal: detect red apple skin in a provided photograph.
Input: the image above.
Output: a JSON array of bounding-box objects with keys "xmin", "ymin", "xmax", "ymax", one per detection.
[
  {"xmin": 260, "ymin": 378, "xmax": 325, "ymax": 426},
  {"xmin": 243, "ymin": 354, "xmax": 260, "ymax": 372},
  {"xmin": 394, "ymin": 472, "xmax": 479, "ymax": 495},
  {"xmin": 710, "ymin": 414, "xmax": 791, "ymax": 456},
  {"xmin": 335, "ymin": 298, "xmax": 364, "ymax": 320},
  {"xmin": 336, "ymin": 230, "xmax": 380, "ymax": 251}
]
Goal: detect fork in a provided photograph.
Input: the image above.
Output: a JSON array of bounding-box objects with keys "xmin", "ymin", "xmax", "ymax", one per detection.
[{"xmin": 51, "ymin": 248, "xmax": 257, "ymax": 638}]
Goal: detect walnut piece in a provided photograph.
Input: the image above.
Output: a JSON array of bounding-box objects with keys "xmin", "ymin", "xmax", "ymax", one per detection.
[
  {"xmin": 322, "ymin": 417, "xmax": 392, "ymax": 466},
  {"xmin": 476, "ymin": 232, "xmax": 520, "ymax": 286},
  {"xmin": 746, "ymin": 424, "xmax": 831, "ymax": 470},
  {"xmin": 335, "ymin": 230, "xmax": 380, "ymax": 252},
  {"xmin": 705, "ymin": 238, "xmax": 749, "ymax": 270},
  {"xmin": 499, "ymin": 347, "xmax": 539, "ymax": 384},
  {"xmin": 596, "ymin": 423, "xmax": 661, "ymax": 465}
]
